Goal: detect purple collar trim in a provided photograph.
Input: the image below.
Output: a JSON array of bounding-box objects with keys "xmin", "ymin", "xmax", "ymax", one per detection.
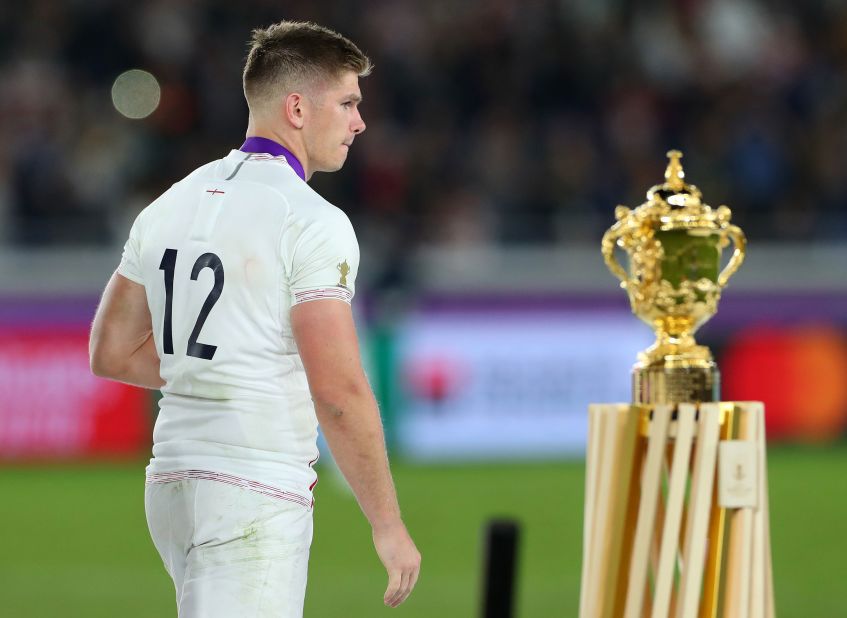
[{"xmin": 239, "ymin": 136, "xmax": 306, "ymax": 181}]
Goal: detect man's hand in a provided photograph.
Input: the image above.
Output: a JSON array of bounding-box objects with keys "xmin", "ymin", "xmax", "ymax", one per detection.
[{"xmin": 373, "ymin": 522, "xmax": 421, "ymax": 607}]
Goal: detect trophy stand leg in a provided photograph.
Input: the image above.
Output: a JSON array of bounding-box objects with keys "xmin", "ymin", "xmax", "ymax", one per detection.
[
  {"xmin": 722, "ymin": 402, "xmax": 776, "ymax": 618},
  {"xmin": 699, "ymin": 403, "xmax": 736, "ymax": 618},
  {"xmin": 614, "ymin": 418, "xmax": 648, "ymax": 618},
  {"xmin": 676, "ymin": 402, "xmax": 722, "ymax": 618},
  {"xmin": 651, "ymin": 403, "xmax": 696, "ymax": 618},
  {"xmin": 580, "ymin": 404, "xmax": 604, "ymax": 617},
  {"xmin": 624, "ymin": 403, "xmax": 672, "ymax": 618},
  {"xmin": 759, "ymin": 405, "xmax": 776, "ymax": 618},
  {"xmin": 580, "ymin": 404, "xmax": 641, "ymax": 618},
  {"xmin": 723, "ymin": 404, "xmax": 753, "ymax": 617}
]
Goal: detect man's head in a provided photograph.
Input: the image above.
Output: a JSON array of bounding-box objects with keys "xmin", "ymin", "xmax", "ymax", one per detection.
[{"xmin": 243, "ymin": 21, "xmax": 372, "ymax": 176}]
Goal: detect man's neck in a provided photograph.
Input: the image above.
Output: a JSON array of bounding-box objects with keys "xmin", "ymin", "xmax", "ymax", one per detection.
[{"xmin": 243, "ymin": 130, "xmax": 310, "ymax": 180}]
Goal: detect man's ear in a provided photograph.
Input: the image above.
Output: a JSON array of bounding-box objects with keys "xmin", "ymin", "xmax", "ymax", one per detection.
[{"xmin": 285, "ymin": 93, "xmax": 305, "ymax": 129}]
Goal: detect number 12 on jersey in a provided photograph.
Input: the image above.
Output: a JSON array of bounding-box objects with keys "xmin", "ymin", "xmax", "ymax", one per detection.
[{"xmin": 159, "ymin": 248, "xmax": 224, "ymax": 360}]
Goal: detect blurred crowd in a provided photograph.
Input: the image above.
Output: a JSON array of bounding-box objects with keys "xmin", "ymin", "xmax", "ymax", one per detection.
[{"xmin": 1, "ymin": 0, "xmax": 846, "ymax": 258}]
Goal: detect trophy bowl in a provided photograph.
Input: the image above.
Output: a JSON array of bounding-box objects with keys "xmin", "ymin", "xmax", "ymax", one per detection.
[{"xmin": 601, "ymin": 151, "xmax": 746, "ymax": 404}]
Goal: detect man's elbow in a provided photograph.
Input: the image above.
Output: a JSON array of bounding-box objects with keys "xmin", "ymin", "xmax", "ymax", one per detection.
[
  {"xmin": 89, "ymin": 356, "xmax": 111, "ymax": 379},
  {"xmin": 89, "ymin": 347, "xmax": 122, "ymax": 380},
  {"xmin": 311, "ymin": 377, "xmax": 373, "ymax": 418}
]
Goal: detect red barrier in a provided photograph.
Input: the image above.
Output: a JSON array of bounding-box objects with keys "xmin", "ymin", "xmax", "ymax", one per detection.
[
  {"xmin": 0, "ymin": 328, "xmax": 150, "ymax": 459},
  {"xmin": 721, "ymin": 324, "xmax": 847, "ymax": 442}
]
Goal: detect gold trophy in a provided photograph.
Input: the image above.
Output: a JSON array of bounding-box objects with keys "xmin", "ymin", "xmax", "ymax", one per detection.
[{"xmin": 601, "ymin": 150, "xmax": 746, "ymax": 404}]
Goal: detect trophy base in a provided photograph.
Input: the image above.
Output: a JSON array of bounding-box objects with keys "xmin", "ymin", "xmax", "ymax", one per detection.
[
  {"xmin": 633, "ymin": 363, "xmax": 719, "ymax": 404},
  {"xmin": 580, "ymin": 402, "xmax": 775, "ymax": 618}
]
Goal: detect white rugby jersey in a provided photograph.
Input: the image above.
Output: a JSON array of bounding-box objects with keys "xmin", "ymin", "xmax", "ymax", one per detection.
[{"xmin": 117, "ymin": 139, "xmax": 359, "ymax": 508}]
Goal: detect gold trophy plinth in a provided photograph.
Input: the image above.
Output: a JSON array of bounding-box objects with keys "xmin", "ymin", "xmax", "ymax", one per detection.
[{"xmin": 581, "ymin": 152, "xmax": 775, "ymax": 618}]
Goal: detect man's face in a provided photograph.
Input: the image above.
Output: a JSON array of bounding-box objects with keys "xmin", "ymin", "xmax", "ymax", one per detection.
[{"xmin": 302, "ymin": 71, "xmax": 366, "ymax": 174}]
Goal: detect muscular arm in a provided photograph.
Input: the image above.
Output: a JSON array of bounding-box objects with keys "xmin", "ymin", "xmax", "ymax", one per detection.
[
  {"xmin": 89, "ymin": 272, "xmax": 164, "ymax": 389},
  {"xmin": 291, "ymin": 299, "xmax": 420, "ymax": 607}
]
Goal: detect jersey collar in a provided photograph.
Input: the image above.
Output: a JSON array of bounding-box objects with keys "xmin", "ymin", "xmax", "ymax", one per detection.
[{"xmin": 239, "ymin": 137, "xmax": 306, "ymax": 181}]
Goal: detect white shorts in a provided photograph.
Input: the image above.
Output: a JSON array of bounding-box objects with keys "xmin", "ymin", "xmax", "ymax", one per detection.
[{"xmin": 145, "ymin": 477, "xmax": 313, "ymax": 618}]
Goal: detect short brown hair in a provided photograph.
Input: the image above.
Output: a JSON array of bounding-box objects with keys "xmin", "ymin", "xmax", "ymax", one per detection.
[{"xmin": 243, "ymin": 21, "xmax": 372, "ymax": 107}]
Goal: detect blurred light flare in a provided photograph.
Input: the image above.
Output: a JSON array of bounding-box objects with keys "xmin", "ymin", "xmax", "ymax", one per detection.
[{"xmin": 111, "ymin": 69, "xmax": 161, "ymax": 119}]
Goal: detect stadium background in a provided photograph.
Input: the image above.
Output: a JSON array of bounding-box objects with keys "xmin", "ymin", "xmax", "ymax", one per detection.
[{"xmin": 1, "ymin": 0, "xmax": 846, "ymax": 616}]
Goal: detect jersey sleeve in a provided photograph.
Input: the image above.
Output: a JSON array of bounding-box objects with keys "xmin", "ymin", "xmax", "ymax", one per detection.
[
  {"xmin": 287, "ymin": 209, "xmax": 360, "ymax": 305},
  {"xmin": 116, "ymin": 211, "xmax": 145, "ymax": 285}
]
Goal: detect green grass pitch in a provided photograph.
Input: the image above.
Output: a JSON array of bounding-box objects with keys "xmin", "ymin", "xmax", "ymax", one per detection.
[{"xmin": 0, "ymin": 447, "xmax": 844, "ymax": 617}]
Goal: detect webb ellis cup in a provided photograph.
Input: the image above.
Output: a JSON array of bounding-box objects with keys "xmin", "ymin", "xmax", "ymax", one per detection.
[{"xmin": 601, "ymin": 150, "xmax": 746, "ymax": 404}]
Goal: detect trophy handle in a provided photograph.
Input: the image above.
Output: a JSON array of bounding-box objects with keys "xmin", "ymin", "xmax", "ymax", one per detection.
[
  {"xmin": 601, "ymin": 224, "xmax": 629, "ymax": 288},
  {"xmin": 717, "ymin": 224, "xmax": 746, "ymax": 287}
]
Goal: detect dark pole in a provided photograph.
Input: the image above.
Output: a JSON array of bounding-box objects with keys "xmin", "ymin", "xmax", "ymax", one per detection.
[{"xmin": 481, "ymin": 519, "xmax": 520, "ymax": 618}]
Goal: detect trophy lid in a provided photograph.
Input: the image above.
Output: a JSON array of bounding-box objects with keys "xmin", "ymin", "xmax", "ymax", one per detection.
[{"xmin": 639, "ymin": 150, "xmax": 731, "ymax": 229}]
